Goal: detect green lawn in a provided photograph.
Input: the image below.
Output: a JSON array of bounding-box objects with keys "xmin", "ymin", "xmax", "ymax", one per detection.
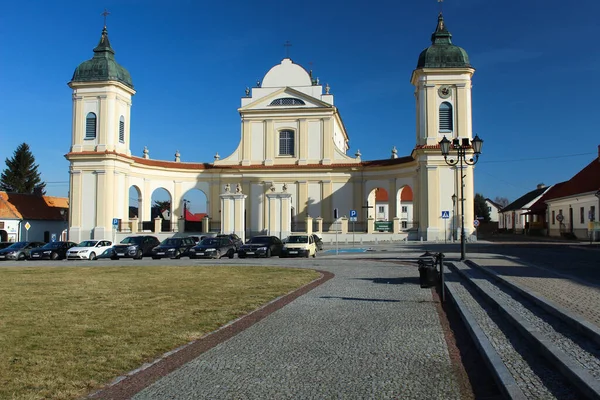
[{"xmin": 0, "ymin": 266, "xmax": 320, "ymax": 400}]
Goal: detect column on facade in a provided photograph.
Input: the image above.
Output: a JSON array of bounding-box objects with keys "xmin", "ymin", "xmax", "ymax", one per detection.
[
  {"xmin": 424, "ymin": 84, "xmax": 437, "ymax": 144},
  {"xmin": 389, "ymin": 178, "xmax": 398, "ymax": 219},
  {"xmin": 463, "ymin": 164, "xmax": 475, "ymax": 236},
  {"xmin": 321, "ymin": 118, "xmax": 332, "ymax": 164},
  {"xmin": 220, "ymin": 192, "xmax": 248, "ymax": 242},
  {"xmin": 425, "ymin": 164, "xmax": 441, "ymax": 240},
  {"xmin": 306, "ymin": 216, "xmax": 313, "ymax": 234},
  {"xmin": 241, "ymin": 119, "xmax": 251, "ymax": 166},
  {"xmin": 173, "ymin": 181, "xmax": 182, "ymax": 232},
  {"xmin": 297, "ymin": 181, "xmax": 308, "ymax": 220},
  {"xmin": 142, "ymin": 179, "xmax": 152, "ymax": 225},
  {"xmin": 264, "ymin": 120, "xmax": 274, "ymax": 165},
  {"xmin": 321, "ymin": 180, "xmax": 333, "ymax": 223},
  {"xmin": 93, "ymin": 170, "xmax": 108, "ymax": 239},
  {"xmin": 68, "ymin": 170, "xmax": 82, "ymax": 241},
  {"xmin": 298, "ymin": 118, "xmax": 308, "ymax": 165},
  {"xmin": 266, "ymin": 192, "xmax": 292, "ymax": 239}
]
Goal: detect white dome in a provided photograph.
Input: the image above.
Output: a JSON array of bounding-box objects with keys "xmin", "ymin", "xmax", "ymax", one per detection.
[{"xmin": 261, "ymin": 58, "xmax": 312, "ymax": 88}]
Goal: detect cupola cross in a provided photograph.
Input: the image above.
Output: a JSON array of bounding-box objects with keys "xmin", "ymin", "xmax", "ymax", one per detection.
[
  {"xmin": 101, "ymin": 9, "xmax": 110, "ymax": 27},
  {"xmin": 284, "ymin": 41, "xmax": 292, "ymax": 58},
  {"xmin": 438, "ymin": 0, "xmax": 444, "ymax": 14}
]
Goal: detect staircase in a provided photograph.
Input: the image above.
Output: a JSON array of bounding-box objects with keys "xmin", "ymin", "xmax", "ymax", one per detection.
[{"xmin": 444, "ymin": 261, "xmax": 600, "ymax": 399}]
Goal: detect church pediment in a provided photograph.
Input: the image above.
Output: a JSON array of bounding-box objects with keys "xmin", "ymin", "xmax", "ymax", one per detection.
[{"xmin": 239, "ymin": 87, "xmax": 334, "ymax": 112}]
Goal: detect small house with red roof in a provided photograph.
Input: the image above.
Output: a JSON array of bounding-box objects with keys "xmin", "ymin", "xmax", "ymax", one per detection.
[
  {"xmin": 542, "ymin": 151, "xmax": 600, "ymax": 239},
  {"xmin": 0, "ymin": 192, "xmax": 69, "ymax": 242}
]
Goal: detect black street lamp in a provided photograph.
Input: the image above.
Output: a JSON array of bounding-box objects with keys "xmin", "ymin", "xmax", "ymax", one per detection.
[
  {"xmin": 439, "ymin": 135, "xmax": 484, "ymax": 260},
  {"xmin": 451, "ymin": 193, "xmax": 457, "ymax": 241}
]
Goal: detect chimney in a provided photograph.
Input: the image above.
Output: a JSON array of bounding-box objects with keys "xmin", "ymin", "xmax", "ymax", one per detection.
[{"xmin": 537, "ymin": 183, "xmax": 546, "ymax": 189}]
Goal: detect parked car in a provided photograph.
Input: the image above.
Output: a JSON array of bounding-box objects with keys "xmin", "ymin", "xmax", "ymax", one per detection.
[
  {"xmin": 66, "ymin": 240, "xmax": 113, "ymax": 260},
  {"xmin": 311, "ymin": 234, "xmax": 324, "ymax": 251},
  {"xmin": 0, "ymin": 241, "xmax": 45, "ymax": 261},
  {"xmin": 216, "ymin": 233, "xmax": 243, "ymax": 250},
  {"xmin": 109, "ymin": 235, "xmax": 160, "ymax": 260},
  {"xmin": 29, "ymin": 241, "xmax": 78, "ymax": 260},
  {"xmin": 238, "ymin": 236, "xmax": 283, "ymax": 258},
  {"xmin": 0, "ymin": 242, "xmax": 13, "ymax": 250},
  {"xmin": 151, "ymin": 237, "xmax": 196, "ymax": 259},
  {"xmin": 189, "ymin": 237, "xmax": 236, "ymax": 259},
  {"xmin": 280, "ymin": 234, "xmax": 317, "ymax": 258}
]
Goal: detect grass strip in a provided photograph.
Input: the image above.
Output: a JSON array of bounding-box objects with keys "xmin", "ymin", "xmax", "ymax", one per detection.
[{"xmin": 0, "ymin": 265, "xmax": 319, "ymax": 400}]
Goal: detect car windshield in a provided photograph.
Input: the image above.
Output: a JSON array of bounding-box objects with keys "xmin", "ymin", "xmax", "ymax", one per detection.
[
  {"xmin": 201, "ymin": 238, "xmax": 218, "ymax": 246},
  {"xmin": 287, "ymin": 236, "xmax": 308, "ymax": 243},
  {"xmin": 41, "ymin": 242, "xmax": 62, "ymax": 249},
  {"xmin": 161, "ymin": 239, "xmax": 180, "ymax": 246},
  {"xmin": 5, "ymin": 242, "xmax": 27, "ymax": 249},
  {"xmin": 77, "ymin": 241, "xmax": 98, "ymax": 247},
  {"xmin": 249, "ymin": 237, "xmax": 270, "ymax": 244},
  {"xmin": 120, "ymin": 237, "xmax": 142, "ymax": 244}
]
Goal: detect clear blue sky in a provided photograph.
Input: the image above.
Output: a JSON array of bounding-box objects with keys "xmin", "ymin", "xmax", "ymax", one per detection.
[{"xmin": 1, "ymin": 0, "xmax": 598, "ymax": 212}]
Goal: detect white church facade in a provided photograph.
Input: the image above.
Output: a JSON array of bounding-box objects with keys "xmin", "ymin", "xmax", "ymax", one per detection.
[{"xmin": 65, "ymin": 14, "xmax": 478, "ymax": 243}]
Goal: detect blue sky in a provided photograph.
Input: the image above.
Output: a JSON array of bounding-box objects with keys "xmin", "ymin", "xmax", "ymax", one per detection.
[{"xmin": 1, "ymin": 0, "xmax": 598, "ymax": 212}]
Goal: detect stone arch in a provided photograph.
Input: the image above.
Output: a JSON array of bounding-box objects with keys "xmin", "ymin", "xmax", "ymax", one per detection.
[
  {"xmin": 179, "ymin": 188, "xmax": 209, "ymax": 233},
  {"xmin": 0, "ymin": 230, "xmax": 7, "ymax": 242},
  {"xmin": 150, "ymin": 187, "xmax": 173, "ymax": 232},
  {"xmin": 396, "ymin": 185, "xmax": 414, "ymax": 230}
]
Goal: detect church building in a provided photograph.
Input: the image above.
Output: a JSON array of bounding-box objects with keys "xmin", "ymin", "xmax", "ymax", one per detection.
[{"xmin": 65, "ymin": 13, "xmax": 477, "ymax": 243}]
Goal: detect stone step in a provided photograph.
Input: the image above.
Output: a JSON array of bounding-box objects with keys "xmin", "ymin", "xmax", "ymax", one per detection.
[{"xmin": 444, "ymin": 267, "xmax": 580, "ymax": 399}]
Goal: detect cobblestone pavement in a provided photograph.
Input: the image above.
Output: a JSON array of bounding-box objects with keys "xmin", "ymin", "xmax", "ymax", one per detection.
[
  {"xmin": 467, "ymin": 253, "xmax": 600, "ymax": 330},
  {"xmin": 132, "ymin": 256, "xmax": 462, "ymax": 400}
]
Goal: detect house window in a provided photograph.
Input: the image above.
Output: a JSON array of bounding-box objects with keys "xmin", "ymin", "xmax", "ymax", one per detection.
[
  {"xmin": 269, "ymin": 98, "xmax": 305, "ymax": 106},
  {"xmin": 401, "ymin": 206, "xmax": 407, "ymax": 212},
  {"xmin": 85, "ymin": 112, "xmax": 97, "ymax": 139},
  {"xmin": 552, "ymin": 210, "xmax": 555, "ymax": 225},
  {"xmin": 119, "ymin": 116, "xmax": 125, "ymax": 143},
  {"xmin": 580, "ymin": 207, "xmax": 585, "ymax": 224},
  {"xmin": 279, "ymin": 130, "xmax": 295, "ymax": 156},
  {"xmin": 439, "ymin": 102, "xmax": 453, "ymax": 132},
  {"xmin": 378, "ymin": 206, "xmax": 385, "ymax": 213},
  {"xmin": 401, "ymin": 221, "xmax": 407, "ymax": 229}
]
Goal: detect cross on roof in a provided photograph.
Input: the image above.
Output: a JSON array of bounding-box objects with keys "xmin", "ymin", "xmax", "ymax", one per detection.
[
  {"xmin": 438, "ymin": 0, "xmax": 444, "ymax": 14},
  {"xmin": 284, "ymin": 41, "xmax": 292, "ymax": 58},
  {"xmin": 101, "ymin": 9, "xmax": 110, "ymax": 27}
]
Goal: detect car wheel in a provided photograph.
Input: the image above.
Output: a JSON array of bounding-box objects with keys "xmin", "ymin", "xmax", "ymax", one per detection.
[
  {"xmin": 51, "ymin": 252, "xmax": 59, "ymax": 260},
  {"xmin": 312, "ymin": 250, "xmax": 316, "ymax": 258},
  {"xmin": 89, "ymin": 252, "xmax": 97, "ymax": 260},
  {"xmin": 18, "ymin": 253, "xmax": 26, "ymax": 261},
  {"xmin": 135, "ymin": 250, "xmax": 143, "ymax": 260},
  {"xmin": 172, "ymin": 250, "xmax": 181, "ymax": 259},
  {"xmin": 228, "ymin": 249, "xmax": 234, "ymax": 259},
  {"xmin": 266, "ymin": 249, "xmax": 271, "ymax": 258},
  {"xmin": 305, "ymin": 251, "xmax": 310, "ymax": 258}
]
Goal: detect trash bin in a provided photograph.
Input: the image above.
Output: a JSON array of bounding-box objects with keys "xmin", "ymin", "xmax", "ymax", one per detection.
[{"xmin": 418, "ymin": 256, "xmax": 438, "ymax": 288}]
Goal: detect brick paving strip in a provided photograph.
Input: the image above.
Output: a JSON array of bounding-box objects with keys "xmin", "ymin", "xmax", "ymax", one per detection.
[
  {"xmin": 89, "ymin": 271, "xmax": 334, "ymax": 400},
  {"xmin": 469, "ymin": 254, "xmax": 600, "ymax": 329}
]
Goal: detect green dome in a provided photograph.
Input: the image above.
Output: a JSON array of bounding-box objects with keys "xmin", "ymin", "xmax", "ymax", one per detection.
[
  {"xmin": 71, "ymin": 26, "xmax": 133, "ymax": 88},
  {"xmin": 416, "ymin": 14, "xmax": 471, "ymax": 69}
]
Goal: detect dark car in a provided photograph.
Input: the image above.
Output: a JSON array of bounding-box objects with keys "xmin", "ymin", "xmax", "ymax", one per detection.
[
  {"xmin": 29, "ymin": 241, "xmax": 78, "ymax": 260},
  {"xmin": 0, "ymin": 242, "xmax": 13, "ymax": 250},
  {"xmin": 109, "ymin": 235, "xmax": 160, "ymax": 260},
  {"xmin": 311, "ymin": 234, "xmax": 324, "ymax": 251},
  {"xmin": 238, "ymin": 235, "xmax": 283, "ymax": 258},
  {"xmin": 216, "ymin": 233, "xmax": 243, "ymax": 250},
  {"xmin": 0, "ymin": 241, "xmax": 45, "ymax": 261},
  {"xmin": 189, "ymin": 237, "xmax": 236, "ymax": 259},
  {"xmin": 151, "ymin": 237, "xmax": 196, "ymax": 259}
]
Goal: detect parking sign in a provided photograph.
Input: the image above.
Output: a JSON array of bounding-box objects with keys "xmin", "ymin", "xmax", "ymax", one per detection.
[
  {"xmin": 112, "ymin": 218, "xmax": 119, "ymax": 226},
  {"xmin": 350, "ymin": 210, "xmax": 357, "ymax": 218}
]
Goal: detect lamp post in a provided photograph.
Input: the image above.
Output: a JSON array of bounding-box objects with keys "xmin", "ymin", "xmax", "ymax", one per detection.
[
  {"xmin": 451, "ymin": 194, "xmax": 457, "ymax": 241},
  {"xmin": 182, "ymin": 199, "xmax": 190, "ymax": 232},
  {"xmin": 439, "ymin": 135, "xmax": 484, "ymax": 260}
]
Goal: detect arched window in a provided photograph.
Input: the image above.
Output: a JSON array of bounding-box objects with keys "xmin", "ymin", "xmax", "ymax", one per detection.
[
  {"xmin": 279, "ymin": 130, "xmax": 295, "ymax": 156},
  {"xmin": 269, "ymin": 98, "xmax": 305, "ymax": 106},
  {"xmin": 119, "ymin": 116, "xmax": 125, "ymax": 143},
  {"xmin": 439, "ymin": 102, "xmax": 453, "ymax": 132},
  {"xmin": 85, "ymin": 112, "xmax": 97, "ymax": 139}
]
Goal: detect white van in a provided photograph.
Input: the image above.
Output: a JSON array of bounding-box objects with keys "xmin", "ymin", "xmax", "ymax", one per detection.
[{"xmin": 280, "ymin": 234, "xmax": 316, "ymax": 258}]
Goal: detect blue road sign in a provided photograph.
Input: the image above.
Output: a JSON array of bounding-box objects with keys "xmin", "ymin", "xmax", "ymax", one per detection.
[
  {"xmin": 350, "ymin": 209, "xmax": 357, "ymax": 218},
  {"xmin": 112, "ymin": 218, "xmax": 119, "ymax": 226},
  {"xmin": 441, "ymin": 211, "xmax": 450, "ymax": 219}
]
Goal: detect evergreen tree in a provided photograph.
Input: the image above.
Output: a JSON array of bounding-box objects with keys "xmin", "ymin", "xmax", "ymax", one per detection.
[
  {"xmin": 474, "ymin": 193, "xmax": 491, "ymax": 223},
  {"xmin": 0, "ymin": 143, "xmax": 46, "ymax": 195}
]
